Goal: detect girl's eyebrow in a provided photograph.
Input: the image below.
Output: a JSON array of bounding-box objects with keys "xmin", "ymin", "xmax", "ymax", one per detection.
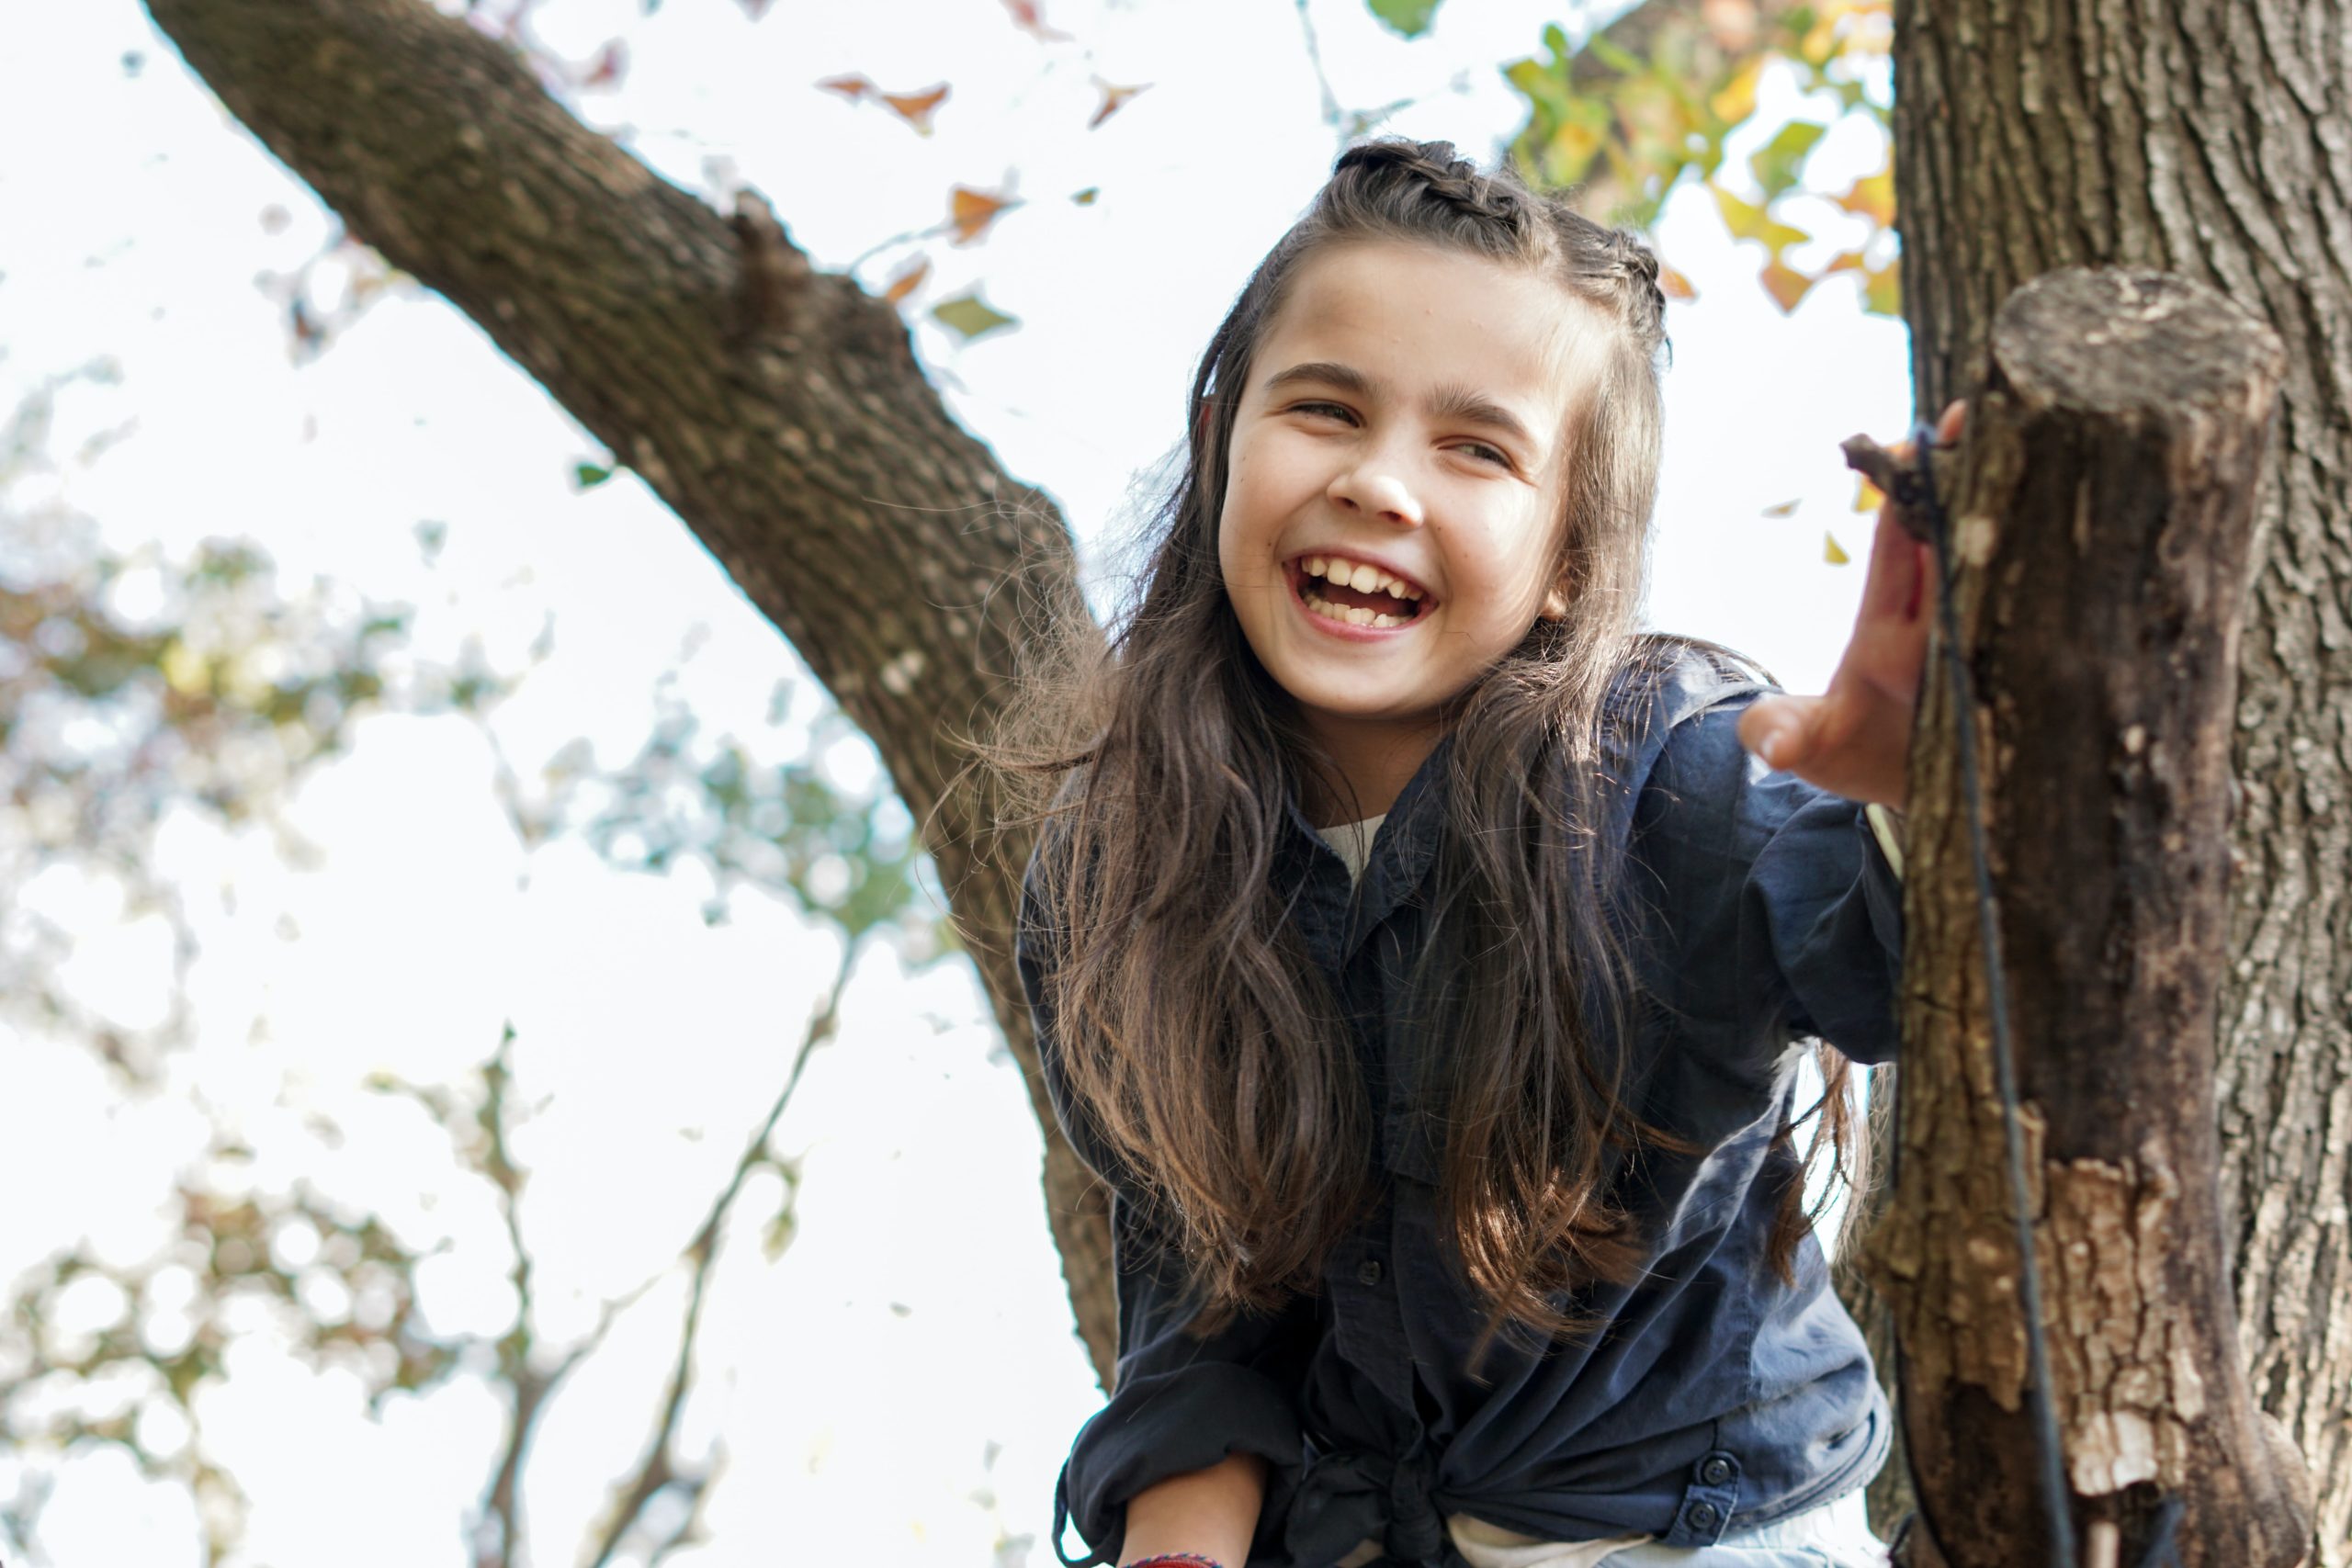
[{"xmin": 1261, "ymin": 360, "xmax": 1540, "ymax": 452}]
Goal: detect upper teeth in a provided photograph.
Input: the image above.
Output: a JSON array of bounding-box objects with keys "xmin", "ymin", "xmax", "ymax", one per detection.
[{"xmin": 1302, "ymin": 556, "xmax": 1423, "ymax": 602}]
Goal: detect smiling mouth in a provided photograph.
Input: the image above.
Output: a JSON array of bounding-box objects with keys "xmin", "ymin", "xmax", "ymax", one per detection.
[{"xmin": 1288, "ymin": 556, "xmax": 1434, "ymax": 629}]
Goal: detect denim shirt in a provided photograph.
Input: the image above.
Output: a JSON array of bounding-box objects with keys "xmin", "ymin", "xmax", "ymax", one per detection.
[{"xmin": 1021, "ymin": 649, "xmax": 1905, "ymax": 1568}]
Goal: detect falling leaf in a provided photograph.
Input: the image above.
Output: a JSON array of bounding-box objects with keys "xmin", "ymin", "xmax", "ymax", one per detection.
[
  {"xmin": 817, "ymin": 73, "xmax": 872, "ymax": 102},
  {"xmin": 1001, "ymin": 0, "xmax": 1073, "ymax": 39},
  {"xmin": 950, "ymin": 186, "xmax": 1019, "ymax": 244},
  {"xmin": 1824, "ymin": 532, "xmax": 1851, "ymax": 565},
  {"xmin": 932, "ymin": 291, "xmax": 1018, "ymax": 342},
  {"xmin": 1759, "ymin": 259, "xmax": 1815, "ymax": 313},
  {"xmin": 1658, "ymin": 265, "xmax": 1698, "ymax": 301},
  {"xmin": 1855, "ymin": 475, "xmax": 1886, "ymax": 513},
  {"xmin": 882, "ymin": 257, "xmax": 931, "ymax": 304},
  {"xmin": 1071, "ymin": 186, "xmax": 1101, "ymax": 206},
  {"xmin": 1366, "ymin": 0, "xmax": 1445, "ymax": 37},
  {"xmin": 1760, "ymin": 498, "xmax": 1801, "ymax": 518},
  {"xmin": 1090, "ymin": 80, "xmax": 1149, "ymax": 129},
  {"xmin": 573, "ymin": 461, "xmax": 616, "ymax": 491},
  {"xmin": 880, "ymin": 84, "xmax": 951, "ymax": 134}
]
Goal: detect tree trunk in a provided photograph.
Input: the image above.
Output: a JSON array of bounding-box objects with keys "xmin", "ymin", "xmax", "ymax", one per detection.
[
  {"xmin": 1866, "ymin": 265, "xmax": 2308, "ymax": 1567},
  {"xmin": 139, "ymin": 0, "xmax": 1122, "ymax": 1387},
  {"xmin": 1892, "ymin": 6, "xmax": 2352, "ymax": 1562}
]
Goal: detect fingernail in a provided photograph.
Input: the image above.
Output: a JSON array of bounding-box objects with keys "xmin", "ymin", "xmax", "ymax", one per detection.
[{"xmin": 1761, "ymin": 735, "xmax": 1784, "ymax": 766}]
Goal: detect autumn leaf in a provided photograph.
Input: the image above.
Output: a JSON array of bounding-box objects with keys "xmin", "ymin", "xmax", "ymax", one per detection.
[
  {"xmin": 1709, "ymin": 58, "xmax": 1762, "ymax": 126},
  {"xmin": 1749, "ymin": 119, "xmax": 1826, "ymax": 199},
  {"xmin": 1855, "ymin": 475, "xmax": 1886, "ymax": 513},
  {"xmin": 1071, "ymin": 186, "xmax": 1100, "ymax": 206},
  {"xmin": 1760, "ymin": 497, "xmax": 1801, "ymax": 518},
  {"xmin": 882, "ymin": 257, "xmax": 930, "ymax": 304},
  {"xmin": 583, "ymin": 40, "xmax": 627, "ymax": 88},
  {"xmin": 1759, "ymin": 259, "xmax": 1815, "ymax": 313},
  {"xmin": 1366, "ymin": 0, "xmax": 1445, "ymax": 38},
  {"xmin": 1834, "ymin": 164, "xmax": 1896, "ymax": 229},
  {"xmin": 1658, "ymin": 265, "xmax": 1698, "ymax": 301},
  {"xmin": 1090, "ymin": 80, "xmax": 1149, "ymax": 129},
  {"xmin": 932, "ymin": 291, "xmax": 1018, "ymax": 341},
  {"xmin": 1824, "ymin": 532, "xmax": 1851, "ymax": 564},
  {"xmin": 816, "ymin": 73, "xmax": 871, "ymax": 102},
  {"xmin": 949, "ymin": 186, "xmax": 1019, "ymax": 244},
  {"xmin": 1863, "ymin": 259, "xmax": 1902, "ymax": 317},
  {"xmin": 1713, "ymin": 185, "xmax": 1809, "ymax": 255},
  {"xmin": 573, "ymin": 461, "xmax": 616, "ymax": 491},
  {"xmin": 880, "ymin": 84, "xmax": 951, "ymax": 134},
  {"xmin": 1001, "ymin": 0, "xmax": 1073, "ymax": 40}
]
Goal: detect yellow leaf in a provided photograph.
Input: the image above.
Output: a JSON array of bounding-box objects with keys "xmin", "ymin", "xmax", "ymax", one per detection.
[
  {"xmin": 1823, "ymin": 249, "xmax": 1868, "ymax": 275},
  {"xmin": 1070, "ymin": 186, "xmax": 1100, "ymax": 206},
  {"xmin": 1089, "ymin": 80, "xmax": 1149, "ymax": 130},
  {"xmin": 1712, "ymin": 184, "xmax": 1809, "ymax": 254},
  {"xmin": 949, "ymin": 186, "xmax": 1019, "ymax": 244},
  {"xmin": 882, "ymin": 257, "xmax": 930, "ymax": 304},
  {"xmin": 816, "ymin": 73, "xmax": 872, "ymax": 102},
  {"xmin": 1855, "ymin": 475, "xmax": 1885, "ymax": 513},
  {"xmin": 1864, "ymin": 259, "xmax": 1902, "ymax": 317},
  {"xmin": 880, "ymin": 84, "xmax": 951, "ymax": 134},
  {"xmin": 1709, "ymin": 58, "xmax": 1762, "ymax": 126},
  {"xmin": 1759, "ymin": 259, "xmax": 1815, "ymax": 313},
  {"xmin": 1548, "ymin": 118, "xmax": 1606, "ymax": 183},
  {"xmin": 1760, "ymin": 497, "xmax": 1801, "ymax": 518},
  {"xmin": 1833, "ymin": 165, "xmax": 1896, "ymax": 230},
  {"xmin": 1657, "ymin": 264, "xmax": 1698, "ymax": 301},
  {"xmin": 1824, "ymin": 532, "xmax": 1851, "ymax": 565}
]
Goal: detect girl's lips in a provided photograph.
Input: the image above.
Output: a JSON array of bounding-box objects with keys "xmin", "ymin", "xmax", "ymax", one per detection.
[{"xmin": 1283, "ymin": 559, "xmax": 1432, "ymax": 641}]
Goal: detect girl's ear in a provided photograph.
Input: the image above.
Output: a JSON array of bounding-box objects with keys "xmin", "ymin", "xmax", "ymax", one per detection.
[{"xmin": 1539, "ymin": 585, "xmax": 1570, "ymax": 621}]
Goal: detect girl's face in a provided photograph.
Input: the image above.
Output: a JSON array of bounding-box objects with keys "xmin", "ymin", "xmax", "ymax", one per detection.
[{"xmin": 1218, "ymin": 240, "xmax": 1600, "ymax": 774}]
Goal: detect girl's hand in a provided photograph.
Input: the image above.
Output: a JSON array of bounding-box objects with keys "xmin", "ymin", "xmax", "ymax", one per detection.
[{"xmin": 1736, "ymin": 400, "xmax": 1967, "ymax": 809}]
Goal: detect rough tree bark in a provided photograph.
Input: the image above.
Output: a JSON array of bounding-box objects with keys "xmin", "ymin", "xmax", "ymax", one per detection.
[
  {"xmin": 136, "ymin": 0, "xmax": 1129, "ymax": 1383},
  {"xmin": 1893, "ymin": 6, "xmax": 2352, "ymax": 1561},
  {"xmin": 1868, "ymin": 265, "xmax": 2307, "ymax": 1567}
]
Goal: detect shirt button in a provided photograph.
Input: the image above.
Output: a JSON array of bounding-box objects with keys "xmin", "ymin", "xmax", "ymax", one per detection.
[
  {"xmin": 1686, "ymin": 1501, "xmax": 1721, "ymax": 1533},
  {"xmin": 1357, "ymin": 1258, "xmax": 1384, "ymax": 1286},
  {"xmin": 1699, "ymin": 1455, "xmax": 1733, "ymax": 1486}
]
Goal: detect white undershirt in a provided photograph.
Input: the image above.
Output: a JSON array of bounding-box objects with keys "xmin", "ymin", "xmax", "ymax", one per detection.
[{"xmin": 1313, "ymin": 811, "xmax": 1387, "ymax": 886}]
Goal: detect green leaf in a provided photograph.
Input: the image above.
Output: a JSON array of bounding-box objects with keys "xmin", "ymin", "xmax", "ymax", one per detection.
[
  {"xmin": 572, "ymin": 461, "xmax": 615, "ymax": 490},
  {"xmin": 1365, "ymin": 0, "xmax": 1443, "ymax": 38},
  {"xmin": 930, "ymin": 291, "xmax": 1019, "ymax": 342},
  {"xmin": 1749, "ymin": 119, "xmax": 1828, "ymax": 200}
]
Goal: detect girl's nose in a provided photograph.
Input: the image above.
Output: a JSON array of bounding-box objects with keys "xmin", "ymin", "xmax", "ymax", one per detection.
[{"xmin": 1328, "ymin": 467, "xmax": 1424, "ymax": 526}]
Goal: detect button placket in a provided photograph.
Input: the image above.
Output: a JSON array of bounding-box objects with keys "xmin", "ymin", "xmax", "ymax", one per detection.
[{"xmin": 1668, "ymin": 1449, "xmax": 1740, "ymax": 1545}]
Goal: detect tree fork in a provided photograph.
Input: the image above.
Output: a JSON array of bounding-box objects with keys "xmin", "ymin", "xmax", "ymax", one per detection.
[{"xmin": 1869, "ymin": 268, "xmax": 2311, "ymax": 1567}]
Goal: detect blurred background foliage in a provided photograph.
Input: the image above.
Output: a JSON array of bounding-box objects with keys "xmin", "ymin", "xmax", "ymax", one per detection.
[{"xmin": 0, "ymin": 0, "xmax": 1896, "ymax": 1561}]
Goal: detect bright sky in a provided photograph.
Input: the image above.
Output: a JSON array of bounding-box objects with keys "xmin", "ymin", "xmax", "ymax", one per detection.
[{"xmin": 0, "ymin": 2, "xmax": 1908, "ymax": 1564}]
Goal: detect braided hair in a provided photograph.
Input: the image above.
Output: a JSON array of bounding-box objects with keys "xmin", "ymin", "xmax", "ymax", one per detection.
[{"xmin": 1000, "ymin": 137, "xmax": 1756, "ymax": 1356}]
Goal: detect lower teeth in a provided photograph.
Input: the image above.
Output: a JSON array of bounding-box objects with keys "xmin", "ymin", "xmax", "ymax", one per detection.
[{"xmin": 1304, "ymin": 588, "xmax": 1409, "ymax": 628}]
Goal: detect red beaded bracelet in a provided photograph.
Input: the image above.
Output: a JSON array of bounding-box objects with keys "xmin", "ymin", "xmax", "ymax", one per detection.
[{"xmin": 1125, "ymin": 1556, "xmax": 1227, "ymax": 1568}]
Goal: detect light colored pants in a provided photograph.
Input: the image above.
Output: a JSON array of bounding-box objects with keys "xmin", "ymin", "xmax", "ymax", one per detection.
[{"xmin": 1441, "ymin": 1487, "xmax": 1888, "ymax": 1568}]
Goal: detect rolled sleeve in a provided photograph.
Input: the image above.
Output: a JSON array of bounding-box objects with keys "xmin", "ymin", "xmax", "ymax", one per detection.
[{"xmin": 1018, "ymin": 840, "xmax": 1315, "ymax": 1568}]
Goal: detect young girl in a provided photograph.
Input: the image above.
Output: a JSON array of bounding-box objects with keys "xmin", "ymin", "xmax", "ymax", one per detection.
[{"xmin": 1006, "ymin": 139, "xmax": 1945, "ymax": 1568}]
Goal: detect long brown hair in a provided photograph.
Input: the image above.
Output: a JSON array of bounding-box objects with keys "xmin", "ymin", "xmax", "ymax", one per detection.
[{"xmin": 990, "ymin": 140, "xmax": 1860, "ymax": 1371}]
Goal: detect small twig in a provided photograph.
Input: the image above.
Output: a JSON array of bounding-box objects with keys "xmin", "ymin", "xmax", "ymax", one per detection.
[
  {"xmin": 1294, "ymin": 0, "xmax": 1346, "ymax": 145},
  {"xmin": 581, "ymin": 936, "xmax": 861, "ymax": 1568}
]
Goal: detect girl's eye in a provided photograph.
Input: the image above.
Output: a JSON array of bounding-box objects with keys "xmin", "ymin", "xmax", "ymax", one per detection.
[
  {"xmin": 1292, "ymin": 400, "xmax": 1355, "ymax": 423},
  {"xmin": 1457, "ymin": 441, "xmax": 1511, "ymax": 468}
]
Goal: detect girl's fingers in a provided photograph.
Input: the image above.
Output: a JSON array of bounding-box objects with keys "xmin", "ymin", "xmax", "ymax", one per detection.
[{"xmin": 1737, "ymin": 693, "xmax": 1821, "ymax": 770}]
